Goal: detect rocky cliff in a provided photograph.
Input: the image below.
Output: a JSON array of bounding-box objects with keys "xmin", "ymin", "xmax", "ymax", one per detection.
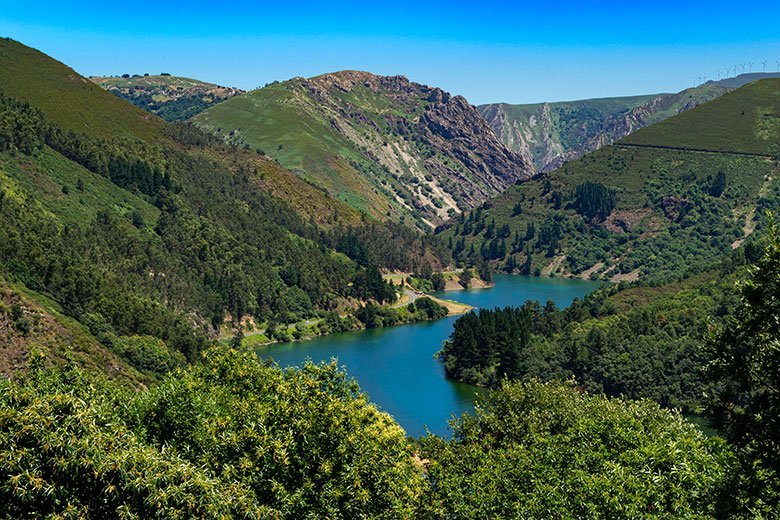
[
  {"xmin": 194, "ymin": 71, "xmax": 533, "ymax": 227},
  {"xmin": 479, "ymin": 73, "xmax": 780, "ymax": 173}
]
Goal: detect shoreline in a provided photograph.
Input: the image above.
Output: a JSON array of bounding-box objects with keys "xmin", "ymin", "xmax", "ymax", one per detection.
[
  {"xmin": 225, "ymin": 290, "xmax": 475, "ymax": 350},
  {"xmin": 228, "ymin": 272, "xmax": 606, "ymax": 350}
]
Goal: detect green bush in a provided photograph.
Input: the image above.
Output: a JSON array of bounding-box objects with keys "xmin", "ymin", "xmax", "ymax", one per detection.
[
  {"xmin": 419, "ymin": 380, "xmax": 733, "ymax": 519},
  {"xmin": 0, "ymin": 348, "xmax": 424, "ymax": 518}
]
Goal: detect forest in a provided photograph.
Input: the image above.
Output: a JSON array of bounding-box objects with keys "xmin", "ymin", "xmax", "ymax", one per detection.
[
  {"xmin": 0, "ymin": 91, "xmax": 451, "ymax": 376},
  {"xmin": 0, "ymin": 218, "xmax": 774, "ymax": 518},
  {"xmin": 435, "ymin": 223, "xmax": 779, "ymax": 515},
  {"xmin": 438, "ymin": 242, "xmax": 763, "ymax": 410}
]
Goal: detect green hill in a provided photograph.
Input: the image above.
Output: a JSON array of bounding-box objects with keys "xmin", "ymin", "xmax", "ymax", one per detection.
[
  {"xmin": 439, "ymin": 79, "xmax": 780, "ymax": 283},
  {"xmin": 622, "ymin": 78, "xmax": 780, "ymax": 155},
  {"xmin": 91, "ymin": 74, "xmax": 244, "ymax": 121},
  {"xmin": 479, "ymin": 73, "xmax": 780, "ymax": 173},
  {"xmin": 193, "ymin": 71, "xmax": 533, "ymax": 228},
  {"xmin": 0, "ymin": 39, "xmax": 445, "ymax": 379},
  {"xmin": 0, "ymin": 38, "xmax": 164, "ymax": 141}
]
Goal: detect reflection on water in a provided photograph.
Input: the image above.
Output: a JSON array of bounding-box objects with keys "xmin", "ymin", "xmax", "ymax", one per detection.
[{"xmin": 258, "ymin": 275, "xmax": 603, "ymax": 437}]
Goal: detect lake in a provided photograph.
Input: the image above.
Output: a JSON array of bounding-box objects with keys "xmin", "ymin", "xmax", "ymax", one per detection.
[{"xmin": 256, "ymin": 275, "xmax": 603, "ymax": 437}]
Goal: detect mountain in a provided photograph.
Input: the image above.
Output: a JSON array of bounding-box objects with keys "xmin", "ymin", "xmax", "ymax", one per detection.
[
  {"xmin": 0, "ymin": 38, "xmax": 446, "ymax": 380},
  {"xmin": 480, "ymin": 73, "xmax": 780, "ymax": 173},
  {"xmin": 91, "ymin": 74, "xmax": 244, "ymax": 121},
  {"xmin": 192, "ymin": 71, "xmax": 533, "ymax": 228},
  {"xmin": 438, "ymin": 78, "xmax": 780, "ymax": 283}
]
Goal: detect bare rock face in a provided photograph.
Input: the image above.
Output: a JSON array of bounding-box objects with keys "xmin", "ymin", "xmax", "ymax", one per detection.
[
  {"xmin": 287, "ymin": 71, "xmax": 534, "ymax": 225},
  {"xmin": 418, "ymin": 94, "xmax": 530, "ymax": 205},
  {"xmin": 479, "ymin": 82, "xmax": 736, "ymax": 175}
]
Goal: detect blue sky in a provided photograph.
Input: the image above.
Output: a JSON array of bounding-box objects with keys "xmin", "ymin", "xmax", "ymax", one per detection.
[{"xmin": 2, "ymin": 0, "xmax": 779, "ymax": 104}]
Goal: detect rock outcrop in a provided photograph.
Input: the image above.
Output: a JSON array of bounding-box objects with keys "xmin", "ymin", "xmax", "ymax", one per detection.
[
  {"xmin": 196, "ymin": 70, "xmax": 533, "ymax": 227},
  {"xmin": 478, "ymin": 73, "xmax": 780, "ymax": 174}
]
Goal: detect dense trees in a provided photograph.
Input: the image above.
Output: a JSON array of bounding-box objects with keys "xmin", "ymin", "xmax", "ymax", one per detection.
[
  {"xmin": 0, "ymin": 90, "xmax": 455, "ymax": 376},
  {"xmin": 0, "ymin": 348, "xmax": 742, "ymax": 519},
  {"xmin": 438, "ymin": 143, "xmax": 779, "ymax": 283},
  {"xmin": 418, "ymin": 380, "xmax": 732, "ymax": 518},
  {"xmin": 441, "ymin": 306, "xmax": 533, "ymax": 386},
  {"xmin": 0, "ymin": 349, "xmax": 424, "ymax": 518},
  {"xmin": 440, "ymin": 259, "xmax": 749, "ymax": 412},
  {"xmin": 355, "ymin": 297, "xmax": 447, "ymax": 329},
  {"xmin": 438, "ymin": 235, "xmax": 780, "ymax": 514},
  {"xmin": 573, "ymin": 181, "xmax": 617, "ymax": 220},
  {"xmin": 1, "ymin": 93, "xmax": 172, "ymax": 197},
  {"xmin": 707, "ymin": 216, "xmax": 779, "ymax": 515},
  {"xmin": 351, "ymin": 265, "xmax": 396, "ymax": 304}
]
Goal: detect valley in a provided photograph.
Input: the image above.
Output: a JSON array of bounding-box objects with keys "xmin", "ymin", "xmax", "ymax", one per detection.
[
  {"xmin": 0, "ymin": 31, "xmax": 778, "ymax": 519},
  {"xmin": 439, "ymin": 79, "xmax": 780, "ymax": 283},
  {"xmin": 480, "ymin": 72, "xmax": 780, "ymax": 173},
  {"xmin": 259, "ymin": 274, "xmax": 601, "ymax": 437}
]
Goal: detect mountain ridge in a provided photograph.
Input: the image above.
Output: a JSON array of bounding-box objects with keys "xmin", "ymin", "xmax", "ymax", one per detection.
[
  {"xmin": 479, "ymin": 73, "xmax": 780, "ymax": 173},
  {"xmin": 439, "ymin": 78, "xmax": 780, "ymax": 283},
  {"xmin": 193, "ymin": 70, "xmax": 534, "ymax": 227},
  {"xmin": 91, "ymin": 74, "xmax": 244, "ymax": 121}
]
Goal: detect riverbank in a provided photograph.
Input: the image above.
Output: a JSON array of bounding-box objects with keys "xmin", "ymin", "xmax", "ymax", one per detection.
[
  {"xmin": 385, "ymin": 270, "xmax": 495, "ymax": 292},
  {"xmin": 222, "ymin": 286, "xmax": 474, "ymax": 349},
  {"xmin": 257, "ymin": 274, "xmax": 604, "ymax": 437}
]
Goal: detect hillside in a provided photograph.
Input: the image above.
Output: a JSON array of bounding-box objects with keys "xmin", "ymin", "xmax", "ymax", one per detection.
[
  {"xmin": 193, "ymin": 71, "xmax": 533, "ymax": 227},
  {"xmin": 439, "ymin": 79, "xmax": 780, "ymax": 283},
  {"xmin": 0, "ymin": 37, "xmax": 164, "ymax": 141},
  {"xmin": 480, "ymin": 73, "xmax": 780, "ymax": 173},
  {"xmin": 0, "ymin": 277, "xmax": 149, "ymax": 388},
  {"xmin": 0, "ymin": 39, "xmax": 447, "ymax": 380},
  {"xmin": 91, "ymin": 74, "xmax": 244, "ymax": 121}
]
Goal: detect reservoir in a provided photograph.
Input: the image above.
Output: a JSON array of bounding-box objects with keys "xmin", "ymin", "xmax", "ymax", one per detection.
[{"xmin": 257, "ymin": 275, "xmax": 602, "ymax": 437}]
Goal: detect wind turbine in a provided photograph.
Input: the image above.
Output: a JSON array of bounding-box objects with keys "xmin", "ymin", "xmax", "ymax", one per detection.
[
  {"xmin": 717, "ymin": 69, "xmax": 721, "ymax": 80},
  {"xmin": 748, "ymin": 61, "xmax": 753, "ymax": 72},
  {"xmin": 740, "ymin": 63, "xmax": 745, "ymax": 74},
  {"xmin": 762, "ymin": 60, "xmax": 767, "ymax": 72},
  {"xmin": 777, "ymin": 60, "xmax": 780, "ymax": 72}
]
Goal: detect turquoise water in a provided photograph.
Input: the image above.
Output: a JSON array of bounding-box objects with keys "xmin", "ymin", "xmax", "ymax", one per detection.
[{"xmin": 257, "ymin": 275, "xmax": 602, "ymax": 437}]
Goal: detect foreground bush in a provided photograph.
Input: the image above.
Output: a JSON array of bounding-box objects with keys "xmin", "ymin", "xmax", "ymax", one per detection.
[
  {"xmin": 0, "ymin": 349, "xmax": 423, "ymax": 518},
  {"xmin": 418, "ymin": 380, "xmax": 733, "ymax": 519}
]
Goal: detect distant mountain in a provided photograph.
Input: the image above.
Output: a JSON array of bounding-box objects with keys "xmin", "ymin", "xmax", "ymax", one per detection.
[
  {"xmin": 91, "ymin": 74, "xmax": 244, "ymax": 121},
  {"xmin": 193, "ymin": 71, "xmax": 533, "ymax": 228},
  {"xmin": 479, "ymin": 73, "xmax": 780, "ymax": 173},
  {"xmin": 439, "ymin": 78, "xmax": 780, "ymax": 282}
]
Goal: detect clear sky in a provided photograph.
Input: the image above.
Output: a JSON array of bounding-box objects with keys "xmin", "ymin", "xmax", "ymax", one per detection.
[{"xmin": 2, "ymin": 0, "xmax": 779, "ymax": 104}]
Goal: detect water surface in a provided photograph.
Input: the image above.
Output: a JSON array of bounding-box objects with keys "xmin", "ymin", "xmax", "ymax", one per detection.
[{"xmin": 257, "ymin": 275, "xmax": 602, "ymax": 437}]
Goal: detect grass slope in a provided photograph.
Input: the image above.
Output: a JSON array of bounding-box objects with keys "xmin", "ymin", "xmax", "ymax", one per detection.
[
  {"xmin": 440, "ymin": 79, "xmax": 780, "ymax": 283},
  {"xmin": 197, "ymin": 81, "xmax": 400, "ymax": 220},
  {"xmin": 0, "ymin": 38, "xmax": 164, "ymax": 141},
  {"xmin": 0, "ymin": 277, "xmax": 148, "ymax": 388},
  {"xmin": 623, "ymin": 78, "xmax": 780, "ymax": 155},
  {"xmin": 194, "ymin": 72, "xmax": 531, "ymax": 227}
]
